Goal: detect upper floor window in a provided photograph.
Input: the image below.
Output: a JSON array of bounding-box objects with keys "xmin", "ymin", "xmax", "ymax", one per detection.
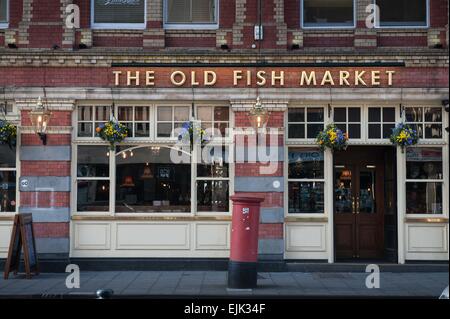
[
  {"xmin": 334, "ymin": 107, "xmax": 361, "ymax": 139},
  {"xmin": 164, "ymin": 0, "xmax": 218, "ymax": 29},
  {"xmin": 302, "ymin": 0, "xmax": 355, "ymax": 28},
  {"xmin": 91, "ymin": 0, "xmax": 146, "ymax": 29},
  {"xmin": 288, "ymin": 107, "xmax": 325, "ymax": 139},
  {"xmin": 0, "ymin": 0, "xmax": 8, "ymax": 28},
  {"xmin": 368, "ymin": 107, "xmax": 396, "ymax": 139},
  {"xmin": 375, "ymin": 0, "xmax": 428, "ymax": 28}
]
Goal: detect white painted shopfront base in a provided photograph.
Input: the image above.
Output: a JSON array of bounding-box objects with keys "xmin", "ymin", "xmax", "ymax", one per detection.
[
  {"xmin": 0, "ymin": 221, "xmax": 13, "ymax": 258},
  {"xmin": 284, "ymin": 222, "xmax": 329, "ymax": 260},
  {"xmin": 70, "ymin": 221, "xmax": 231, "ymax": 258},
  {"xmin": 405, "ymin": 223, "xmax": 449, "ymax": 261}
]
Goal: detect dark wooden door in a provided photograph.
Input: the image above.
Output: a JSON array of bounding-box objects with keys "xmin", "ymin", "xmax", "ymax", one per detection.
[{"xmin": 334, "ymin": 147, "xmax": 385, "ymax": 260}]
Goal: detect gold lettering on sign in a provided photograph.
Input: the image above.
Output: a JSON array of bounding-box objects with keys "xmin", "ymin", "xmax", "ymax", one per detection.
[
  {"xmin": 300, "ymin": 71, "xmax": 317, "ymax": 86},
  {"xmin": 191, "ymin": 71, "xmax": 199, "ymax": 86},
  {"xmin": 339, "ymin": 71, "xmax": 350, "ymax": 86},
  {"xmin": 204, "ymin": 71, "xmax": 217, "ymax": 86},
  {"xmin": 127, "ymin": 71, "xmax": 140, "ymax": 86},
  {"xmin": 321, "ymin": 71, "xmax": 335, "ymax": 86},
  {"xmin": 371, "ymin": 71, "xmax": 380, "ymax": 86},
  {"xmin": 113, "ymin": 71, "xmax": 122, "ymax": 86},
  {"xmin": 386, "ymin": 70, "xmax": 395, "ymax": 86},
  {"xmin": 271, "ymin": 71, "xmax": 285, "ymax": 86},
  {"xmin": 257, "ymin": 71, "xmax": 267, "ymax": 86},
  {"xmin": 146, "ymin": 71, "xmax": 155, "ymax": 86},
  {"xmin": 246, "ymin": 70, "xmax": 252, "ymax": 86},
  {"xmin": 171, "ymin": 71, "xmax": 186, "ymax": 86},
  {"xmin": 355, "ymin": 71, "xmax": 367, "ymax": 86},
  {"xmin": 233, "ymin": 70, "xmax": 242, "ymax": 86}
]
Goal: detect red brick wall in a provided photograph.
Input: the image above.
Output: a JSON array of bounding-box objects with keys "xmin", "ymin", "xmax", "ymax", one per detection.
[
  {"xmin": 21, "ymin": 161, "xmax": 71, "ymax": 176},
  {"xmin": 21, "ymin": 192, "xmax": 70, "ymax": 207},
  {"xmin": 378, "ymin": 36, "xmax": 428, "ymax": 47},
  {"xmin": 74, "ymin": 0, "xmax": 91, "ymax": 28},
  {"xmin": 235, "ymin": 162, "xmax": 283, "ymax": 177},
  {"xmin": 9, "ymin": 0, "xmax": 23, "ymax": 27},
  {"xmin": 259, "ymin": 223, "xmax": 283, "ymax": 239},
  {"xmin": 234, "ymin": 192, "xmax": 284, "ymax": 208},
  {"xmin": 21, "ymin": 111, "xmax": 72, "ymax": 127},
  {"xmin": 304, "ymin": 36, "xmax": 354, "ymax": 47},
  {"xmin": 93, "ymin": 35, "xmax": 143, "ymax": 47},
  {"xmin": 430, "ymin": 0, "xmax": 449, "ymax": 27},
  {"xmin": 285, "ymin": 0, "xmax": 300, "ymax": 28},
  {"xmin": 32, "ymin": 0, "xmax": 62, "ymax": 21},
  {"xmin": 33, "ymin": 223, "xmax": 70, "ymax": 238}
]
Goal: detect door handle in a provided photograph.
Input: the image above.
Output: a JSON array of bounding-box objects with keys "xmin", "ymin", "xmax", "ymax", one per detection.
[
  {"xmin": 356, "ymin": 197, "xmax": 360, "ymax": 214},
  {"xmin": 352, "ymin": 197, "xmax": 356, "ymax": 214}
]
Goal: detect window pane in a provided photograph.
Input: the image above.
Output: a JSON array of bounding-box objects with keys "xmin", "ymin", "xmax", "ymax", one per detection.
[
  {"xmin": 303, "ymin": 0, "xmax": 354, "ymax": 26},
  {"xmin": 197, "ymin": 180, "xmax": 229, "ymax": 212},
  {"xmin": 174, "ymin": 106, "xmax": 190, "ymax": 121},
  {"xmin": 424, "ymin": 107, "xmax": 442, "ymax": 122},
  {"xmin": 288, "ymin": 108, "xmax": 305, "ymax": 122},
  {"xmin": 377, "ymin": 0, "xmax": 427, "ymax": 26},
  {"xmin": 288, "ymin": 124, "xmax": 305, "ymax": 139},
  {"xmin": 383, "ymin": 108, "xmax": 396, "ymax": 122},
  {"xmin": 77, "ymin": 146, "xmax": 110, "ymax": 177},
  {"xmin": 407, "ymin": 123, "xmax": 423, "ymax": 139},
  {"xmin": 307, "ymin": 124, "xmax": 323, "ymax": 139},
  {"xmin": 214, "ymin": 107, "xmax": 229, "ymax": 121},
  {"xmin": 78, "ymin": 123, "xmax": 93, "ymax": 137},
  {"xmin": 121, "ymin": 122, "xmax": 133, "ymax": 137},
  {"xmin": 158, "ymin": 106, "xmax": 172, "ymax": 121},
  {"xmin": 93, "ymin": 0, "xmax": 145, "ymax": 24},
  {"xmin": 0, "ymin": 145, "xmax": 16, "ymax": 168},
  {"xmin": 77, "ymin": 181, "xmax": 110, "ymax": 212},
  {"xmin": 382, "ymin": 123, "xmax": 395, "ymax": 138},
  {"xmin": 425, "ymin": 124, "xmax": 442, "ymax": 139},
  {"xmin": 348, "ymin": 107, "xmax": 361, "ymax": 122},
  {"xmin": 0, "ymin": 171, "xmax": 16, "ymax": 212},
  {"xmin": 167, "ymin": 0, "xmax": 191, "ymax": 23},
  {"xmin": 0, "ymin": 0, "xmax": 7, "ymax": 22},
  {"xmin": 214, "ymin": 122, "xmax": 229, "ymax": 137},
  {"xmin": 289, "ymin": 182, "xmax": 324, "ymax": 214},
  {"xmin": 406, "ymin": 147, "xmax": 443, "ymax": 179},
  {"xmin": 95, "ymin": 106, "xmax": 110, "ymax": 121},
  {"xmin": 78, "ymin": 106, "xmax": 92, "ymax": 121},
  {"xmin": 307, "ymin": 108, "xmax": 324, "ymax": 122},
  {"xmin": 369, "ymin": 108, "xmax": 381, "ymax": 122},
  {"xmin": 288, "ymin": 148, "xmax": 324, "ymax": 179},
  {"xmin": 118, "ymin": 106, "xmax": 133, "ymax": 121},
  {"xmin": 115, "ymin": 147, "xmax": 191, "ymax": 213},
  {"xmin": 406, "ymin": 182, "xmax": 443, "ymax": 214},
  {"xmin": 167, "ymin": 0, "xmax": 216, "ymax": 23},
  {"xmin": 405, "ymin": 107, "xmax": 423, "ymax": 122},
  {"xmin": 198, "ymin": 147, "xmax": 229, "ymax": 178},
  {"xmin": 192, "ymin": 0, "xmax": 215, "ymax": 23},
  {"xmin": 135, "ymin": 106, "xmax": 150, "ymax": 121},
  {"xmin": 334, "ymin": 108, "xmax": 346, "ymax": 122},
  {"xmin": 157, "ymin": 123, "xmax": 172, "ymax": 138},
  {"xmin": 135, "ymin": 123, "xmax": 150, "ymax": 137},
  {"xmin": 198, "ymin": 106, "xmax": 212, "ymax": 122},
  {"xmin": 348, "ymin": 124, "xmax": 361, "ymax": 139},
  {"xmin": 369, "ymin": 124, "xmax": 381, "ymax": 139}
]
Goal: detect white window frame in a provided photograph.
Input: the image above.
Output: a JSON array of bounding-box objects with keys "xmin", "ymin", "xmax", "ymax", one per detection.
[
  {"xmin": 73, "ymin": 103, "xmax": 234, "ymax": 217},
  {"xmin": 286, "ymin": 146, "xmax": 326, "ymax": 217},
  {"xmin": 76, "ymin": 105, "xmax": 112, "ymax": 138},
  {"xmin": 155, "ymin": 104, "xmax": 192, "ymax": 140},
  {"xmin": 117, "ymin": 105, "xmax": 152, "ymax": 139},
  {"xmin": 300, "ymin": 0, "xmax": 356, "ymax": 29},
  {"xmin": 286, "ymin": 106, "xmax": 326, "ymax": 142},
  {"xmin": 366, "ymin": 106, "xmax": 398, "ymax": 140},
  {"xmin": 373, "ymin": 0, "xmax": 430, "ymax": 29},
  {"xmin": 0, "ymin": 131, "xmax": 18, "ymax": 215},
  {"xmin": 163, "ymin": 0, "xmax": 219, "ymax": 30},
  {"xmin": 404, "ymin": 105, "xmax": 444, "ymax": 141},
  {"xmin": 90, "ymin": 0, "xmax": 147, "ymax": 30},
  {"xmin": 195, "ymin": 105, "xmax": 231, "ymax": 139},
  {"xmin": 404, "ymin": 145, "xmax": 447, "ymax": 218},
  {"xmin": 333, "ymin": 106, "xmax": 364, "ymax": 141}
]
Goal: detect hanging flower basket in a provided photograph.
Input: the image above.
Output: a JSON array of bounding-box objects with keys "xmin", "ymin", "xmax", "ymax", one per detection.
[
  {"xmin": 178, "ymin": 121, "xmax": 209, "ymax": 151},
  {"xmin": 0, "ymin": 119, "xmax": 17, "ymax": 149},
  {"xmin": 316, "ymin": 124, "xmax": 349, "ymax": 151},
  {"xmin": 96, "ymin": 120, "xmax": 129, "ymax": 150},
  {"xmin": 390, "ymin": 123, "xmax": 419, "ymax": 152}
]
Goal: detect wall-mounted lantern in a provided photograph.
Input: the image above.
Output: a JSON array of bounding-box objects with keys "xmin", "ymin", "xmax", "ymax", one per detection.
[
  {"xmin": 247, "ymin": 97, "xmax": 269, "ymax": 132},
  {"xmin": 29, "ymin": 96, "xmax": 52, "ymax": 145}
]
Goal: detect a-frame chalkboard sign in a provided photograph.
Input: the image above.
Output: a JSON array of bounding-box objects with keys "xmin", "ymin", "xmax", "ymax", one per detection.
[{"xmin": 3, "ymin": 214, "xmax": 39, "ymax": 279}]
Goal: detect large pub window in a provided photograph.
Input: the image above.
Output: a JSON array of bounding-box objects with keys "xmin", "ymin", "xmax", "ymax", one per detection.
[
  {"xmin": 375, "ymin": 0, "xmax": 428, "ymax": 27},
  {"xmin": 0, "ymin": 0, "xmax": 8, "ymax": 27},
  {"xmin": 75, "ymin": 104, "xmax": 231, "ymax": 214},
  {"xmin": 0, "ymin": 144, "xmax": 16, "ymax": 213},
  {"xmin": 91, "ymin": 0, "xmax": 146, "ymax": 29},
  {"xmin": 302, "ymin": 0, "xmax": 355, "ymax": 28},
  {"xmin": 333, "ymin": 106, "xmax": 361, "ymax": 139},
  {"xmin": 368, "ymin": 107, "xmax": 396, "ymax": 139},
  {"xmin": 288, "ymin": 147, "xmax": 325, "ymax": 214},
  {"xmin": 405, "ymin": 147, "xmax": 444, "ymax": 215}
]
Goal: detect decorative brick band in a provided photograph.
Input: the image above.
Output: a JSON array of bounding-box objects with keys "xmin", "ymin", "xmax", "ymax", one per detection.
[
  {"xmin": 20, "ymin": 192, "xmax": 70, "ymax": 207},
  {"xmin": 234, "ymin": 192, "xmax": 283, "ymax": 207},
  {"xmin": 33, "ymin": 222, "xmax": 70, "ymax": 238}
]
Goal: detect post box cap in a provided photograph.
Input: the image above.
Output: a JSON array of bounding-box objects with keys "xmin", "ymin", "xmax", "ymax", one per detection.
[{"xmin": 230, "ymin": 195, "xmax": 265, "ymax": 203}]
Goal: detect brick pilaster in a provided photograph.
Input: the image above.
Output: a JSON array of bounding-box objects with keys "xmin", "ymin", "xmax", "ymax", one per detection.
[
  {"xmin": 17, "ymin": 0, "xmax": 33, "ymax": 46},
  {"xmin": 61, "ymin": 0, "xmax": 75, "ymax": 49},
  {"xmin": 274, "ymin": 0, "xmax": 287, "ymax": 48},
  {"xmin": 143, "ymin": 0, "xmax": 165, "ymax": 49},
  {"xmin": 232, "ymin": 0, "xmax": 246, "ymax": 47},
  {"xmin": 354, "ymin": 0, "xmax": 377, "ymax": 49}
]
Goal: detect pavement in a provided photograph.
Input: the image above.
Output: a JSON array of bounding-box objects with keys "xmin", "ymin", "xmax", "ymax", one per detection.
[{"xmin": 0, "ymin": 271, "xmax": 448, "ymax": 298}]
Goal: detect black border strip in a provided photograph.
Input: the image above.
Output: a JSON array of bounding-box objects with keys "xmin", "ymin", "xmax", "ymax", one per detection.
[{"xmin": 111, "ymin": 62, "xmax": 406, "ymax": 68}]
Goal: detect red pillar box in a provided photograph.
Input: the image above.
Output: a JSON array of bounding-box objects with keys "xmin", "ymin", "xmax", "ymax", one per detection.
[{"xmin": 228, "ymin": 195, "xmax": 265, "ymax": 289}]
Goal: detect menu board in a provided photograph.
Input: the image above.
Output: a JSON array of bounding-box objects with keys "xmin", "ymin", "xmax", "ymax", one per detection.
[{"xmin": 3, "ymin": 214, "xmax": 39, "ymax": 279}]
